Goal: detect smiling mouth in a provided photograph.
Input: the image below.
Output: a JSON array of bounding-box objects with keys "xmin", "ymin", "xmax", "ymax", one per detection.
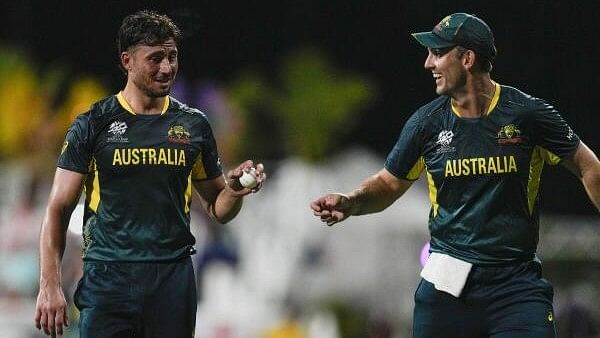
[{"xmin": 155, "ymin": 78, "xmax": 171, "ymax": 84}]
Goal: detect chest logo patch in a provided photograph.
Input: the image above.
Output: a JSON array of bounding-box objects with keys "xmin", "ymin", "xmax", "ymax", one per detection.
[
  {"xmin": 107, "ymin": 121, "xmax": 129, "ymax": 143},
  {"xmin": 168, "ymin": 124, "xmax": 191, "ymax": 144},
  {"xmin": 436, "ymin": 130, "xmax": 455, "ymax": 153},
  {"xmin": 497, "ymin": 124, "xmax": 522, "ymax": 144}
]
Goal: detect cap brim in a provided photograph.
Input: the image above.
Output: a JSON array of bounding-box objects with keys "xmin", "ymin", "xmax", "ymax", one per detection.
[{"xmin": 411, "ymin": 31, "xmax": 455, "ymax": 49}]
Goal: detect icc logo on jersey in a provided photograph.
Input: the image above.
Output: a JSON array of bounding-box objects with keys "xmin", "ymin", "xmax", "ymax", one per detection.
[
  {"xmin": 107, "ymin": 121, "xmax": 129, "ymax": 143},
  {"xmin": 436, "ymin": 130, "xmax": 455, "ymax": 153}
]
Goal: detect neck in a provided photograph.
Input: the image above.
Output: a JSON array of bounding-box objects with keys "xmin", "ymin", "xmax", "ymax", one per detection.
[
  {"xmin": 451, "ymin": 74, "xmax": 495, "ymax": 118},
  {"xmin": 122, "ymin": 82, "xmax": 167, "ymax": 115}
]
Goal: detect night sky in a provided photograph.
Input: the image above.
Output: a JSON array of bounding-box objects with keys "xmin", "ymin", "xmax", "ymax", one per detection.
[{"xmin": 3, "ymin": 0, "xmax": 599, "ymax": 214}]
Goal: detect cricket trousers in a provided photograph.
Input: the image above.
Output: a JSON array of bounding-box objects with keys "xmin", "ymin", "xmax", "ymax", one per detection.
[
  {"xmin": 413, "ymin": 259, "xmax": 556, "ymax": 338},
  {"xmin": 74, "ymin": 257, "xmax": 197, "ymax": 338}
]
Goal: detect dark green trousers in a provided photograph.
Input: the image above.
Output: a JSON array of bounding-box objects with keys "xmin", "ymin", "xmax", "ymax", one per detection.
[
  {"xmin": 413, "ymin": 260, "xmax": 556, "ymax": 338},
  {"xmin": 74, "ymin": 257, "xmax": 196, "ymax": 338}
]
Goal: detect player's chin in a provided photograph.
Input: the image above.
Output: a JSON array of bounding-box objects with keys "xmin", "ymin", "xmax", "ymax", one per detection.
[
  {"xmin": 148, "ymin": 86, "xmax": 171, "ymax": 98},
  {"xmin": 434, "ymin": 86, "xmax": 447, "ymax": 96}
]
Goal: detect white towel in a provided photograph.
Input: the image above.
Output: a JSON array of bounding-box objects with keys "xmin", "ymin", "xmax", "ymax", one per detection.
[{"xmin": 420, "ymin": 252, "xmax": 472, "ymax": 297}]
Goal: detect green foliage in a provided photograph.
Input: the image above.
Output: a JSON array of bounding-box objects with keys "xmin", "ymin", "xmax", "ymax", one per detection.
[{"xmin": 228, "ymin": 48, "xmax": 375, "ymax": 162}]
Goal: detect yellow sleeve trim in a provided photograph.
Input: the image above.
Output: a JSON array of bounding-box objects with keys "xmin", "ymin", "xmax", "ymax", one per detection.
[
  {"xmin": 191, "ymin": 154, "xmax": 208, "ymax": 180},
  {"xmin": 85, "ymin": 159, "xmax": 101, "ymax": 212},
  {"xmin": 527, "ymin": 146, "xmax": 546, "ymax": 215},
  {"xmin": 537, "ymin": 146, "xmax": 561, "ymax": 165},
  {"xmin": 425, "ymin": 167, "xmax": 439, "ymax": 217},
  {"xmin": 184, "ymin": 174, "xmax": 193, "ymax": 214},
  {"xmin": 406, "ymin": 157, "xmax": 425, "ymax": 180}
]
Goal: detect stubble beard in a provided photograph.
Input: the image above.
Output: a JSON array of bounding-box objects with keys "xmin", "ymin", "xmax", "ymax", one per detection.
[{"xmin": 133, "ymin": 74, "xmax": 173, "ymax": 98}]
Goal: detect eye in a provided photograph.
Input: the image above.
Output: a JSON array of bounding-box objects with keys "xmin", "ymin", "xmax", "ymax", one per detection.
[{"xmin": 431, "ymin": 46, "xmax": 454, "ymax": 57}]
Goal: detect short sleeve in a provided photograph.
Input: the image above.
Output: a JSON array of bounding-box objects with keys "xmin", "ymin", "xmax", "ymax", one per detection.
[
  {"xmin": 528, "ymin": 99, "xmax": 580, "ymax": 165},
  {"xmin": 384, "ymin": 112, "xmax": 425, "ymax": 180},
  {"xmin": 57, "ymin": 114, "xmax": 93, "ymax": 174},
  {"xmin": 191, "ymin": 120, "xmax": 223, "ymax": 180}
]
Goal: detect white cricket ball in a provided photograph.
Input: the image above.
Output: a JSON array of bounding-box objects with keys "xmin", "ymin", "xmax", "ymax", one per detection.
[{"xmin": 239, "ymin": 168, "xmax": 258, "ymax": 189}]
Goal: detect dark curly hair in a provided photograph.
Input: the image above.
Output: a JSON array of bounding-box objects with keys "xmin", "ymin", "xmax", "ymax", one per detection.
[{"xmin": 117, "ymin": 10, "xmax": 181, "ymax": 71}]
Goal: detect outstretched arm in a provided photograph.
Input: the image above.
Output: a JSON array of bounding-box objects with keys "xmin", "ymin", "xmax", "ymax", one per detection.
[
  {"xmin": 561, "ymin": 142, "xmax": 600, "ymax": 211},
  {"xmin": 35, "ymin": 168, "xmax": 85, "ymax": 336},
  {"xmin": 193, "ymin": 160, "xmax": 266, "ymax": 224},
  {"xmin": 311, "ymin": 168, "xmax": 414, "ymax": 226}
]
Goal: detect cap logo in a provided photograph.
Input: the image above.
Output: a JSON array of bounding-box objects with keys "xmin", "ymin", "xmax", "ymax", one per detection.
[
  {"xmin": 435, "ymin": 15, "xmax": 452, "ymax": 32},
  {"xmin": 441, "ymin": 15, "xmax": 452, "ymax": 27}
]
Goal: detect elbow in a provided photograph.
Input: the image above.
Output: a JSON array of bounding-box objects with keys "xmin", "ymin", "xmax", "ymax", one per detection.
[{"xmin": 212, "ymin": 213, "xmax": 234, "ymax": 224}]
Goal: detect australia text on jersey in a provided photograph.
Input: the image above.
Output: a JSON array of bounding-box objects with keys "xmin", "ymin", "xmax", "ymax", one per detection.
[
  {"xmin": 112, "ymin": 148, "xmax": 186, "ymax": 166},
  {"xmin": 445, "ymin": 155, "xmax": 517, "ymax": 177}
]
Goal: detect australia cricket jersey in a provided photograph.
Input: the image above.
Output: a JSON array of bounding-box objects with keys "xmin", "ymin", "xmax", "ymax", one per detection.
[
  {"xmin": 385, "ymin": 83, "xmax": 580, "ymax": 265},
  {"xmin": 58, "ymin": 92, "xmax": 223, "ymax": 262}
]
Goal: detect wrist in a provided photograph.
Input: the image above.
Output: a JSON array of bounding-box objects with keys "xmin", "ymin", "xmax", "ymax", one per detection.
[
  {"xmin": 223, "ymin": 184, "xmax": 246, "ymax": 199},
  {"xmin": 333, "ymin": 192, "xmax": 356, "ymax": 216},
  {"xmin": 39, "ymin": 275, "xmax": 61, "ymax": 288}
]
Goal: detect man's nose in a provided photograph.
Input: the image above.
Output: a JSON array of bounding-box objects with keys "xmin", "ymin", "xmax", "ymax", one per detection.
[
  {"xmin": 159, "ymin": 58, "xmax": 173, "ymax": 73},
  {"xmin": 424, "ymin": 52, "xmax": 434, "ymax": 70}
]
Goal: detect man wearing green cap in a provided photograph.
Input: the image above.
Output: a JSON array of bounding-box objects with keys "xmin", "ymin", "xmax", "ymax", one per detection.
[{"xmin": 311, "ymin": 12, "xmax": 600, "ymax": 338}]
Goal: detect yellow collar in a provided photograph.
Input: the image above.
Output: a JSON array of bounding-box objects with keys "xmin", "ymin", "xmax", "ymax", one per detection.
[
  {"xmin": 451, "ymin": 82, "xmax": 501, "ymax": 118},
  {"xmin": 116, "ymin": 91, "xmax": 170, "ymax": 115}
]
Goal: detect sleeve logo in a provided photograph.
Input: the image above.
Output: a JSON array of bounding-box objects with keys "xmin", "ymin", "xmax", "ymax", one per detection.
[{"xmin": 566, "ymin": 127, "xmax": 574, "ymax": 140}]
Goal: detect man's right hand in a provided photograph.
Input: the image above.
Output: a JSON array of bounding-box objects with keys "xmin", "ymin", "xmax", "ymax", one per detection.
[
  {"xmin": 35, "ymin": 283, "xmax": 69, "ymax": 336},
  {"xmin": 310, "ymin": 193, "xmax": 354, "ymax": 226}
]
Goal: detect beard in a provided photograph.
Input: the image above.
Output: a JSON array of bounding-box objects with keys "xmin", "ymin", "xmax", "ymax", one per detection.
[{"xmin": 133, "ymin": 73, "xmax": 175, "ymax": 98}]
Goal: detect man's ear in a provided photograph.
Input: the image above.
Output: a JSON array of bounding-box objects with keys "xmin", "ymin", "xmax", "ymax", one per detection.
[
  {"xmin": 121, "ymin": 51, "xmax": 131, "ymax": 72},
  {"xmin": 462, "ymin": 49, "xmax": 476, "ymax": 70}
]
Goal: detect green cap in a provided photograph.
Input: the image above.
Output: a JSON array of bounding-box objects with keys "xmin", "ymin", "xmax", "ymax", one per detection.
[{"xmin": 411, "ymin": 13, "xmax": 497, "ymax": 60}]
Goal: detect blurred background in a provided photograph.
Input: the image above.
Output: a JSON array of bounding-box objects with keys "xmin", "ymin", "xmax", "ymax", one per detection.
[{"xmin": 1, "ymin": 0, "xmax": 599, "ymax": 337}]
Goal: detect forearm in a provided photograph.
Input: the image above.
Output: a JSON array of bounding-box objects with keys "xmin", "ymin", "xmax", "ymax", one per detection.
[
  {"xmin": 39, "ymin": 207, "xmax": 70, "ymax": 287},
  {"xmin": 582, "ymin": 167, "xmax": 600, "ymax": 211},
  {"xmin": 565, "ymin": 142, "xmax": 600, "ymax": 212},
  {"xmin": 211, "ymin": 187, "xmax": 244, "ymax": 224},
  {"xmin": 347, "ymin": 170, "xmax": 412, "ymax": 216}
]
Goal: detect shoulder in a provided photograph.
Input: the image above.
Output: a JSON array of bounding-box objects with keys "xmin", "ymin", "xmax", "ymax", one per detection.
[
  {"xmin": 75, "ymin": 95, "xmax": 126, "ymax": 127},
  {"xmin": 416, "ymin": 95, "xmax": 449, "ymax": 118},
  {"xmin": 497, "ymin": 85, "xmax": 551, "ymax": 112},
  {"xmin": 406, "ymin": 96, "xmax": 450, "ymax": 129},
  {"xmin": 168, "ymin": 97, "xmax": 212, "ymax": 125},
  {"xmin": 168, "ymin": 97, "xmax": 209, "ymax": 119},
  {"xmin": 68, "ymin": 95, "xmax": 117, "ymax": 128},
  {"xmin": 87, "ymin": 95, "xmax": 123, "ymax": 118}
]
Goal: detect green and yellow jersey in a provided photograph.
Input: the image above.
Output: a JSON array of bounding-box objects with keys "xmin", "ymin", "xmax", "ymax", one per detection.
[
  {"xmin": 385, "ymin": 83, "xmax": 580, "ymax": 265},
  {"xmin": 58, "ymin": 92, "xmax": 223, "ymax": 262}
]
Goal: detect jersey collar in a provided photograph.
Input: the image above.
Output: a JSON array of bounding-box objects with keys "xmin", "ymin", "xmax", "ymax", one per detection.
[
  {"xmin": 116, "ymin": 91, "xmax": 170, "ymax": 115},
  {"xmin": 451, "ymin": 81, "xmax": 501, "ymax": 118}
]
